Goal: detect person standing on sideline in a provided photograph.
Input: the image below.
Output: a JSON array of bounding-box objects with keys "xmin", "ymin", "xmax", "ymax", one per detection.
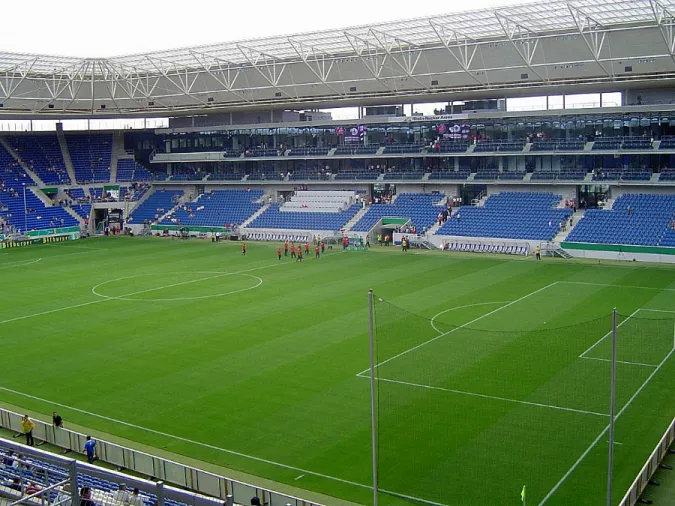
[
  {"xmin": 535, "ymin": 245, "xmax": 541, "ymax": 260},
  {"xmin": 52, "ymin": 412, "xmax": 63, "ymax": 428},
  {"xmin": 241, "ymin": 242, "xmax": 247, "ymax": 256},
  {"xmin": 277, "ymin": 247, "xmax": 282, "ymax": 260},
  {"xmin": 84, "ymin": 436, "xmax": 97, "ymax": 464},
  {"xmin": 315, "ymin": 245, "xmax": 320, "ymax": 259},
  {"xmin": 21, "ymin": 415, "xmax": 35, "ymax": 446}
]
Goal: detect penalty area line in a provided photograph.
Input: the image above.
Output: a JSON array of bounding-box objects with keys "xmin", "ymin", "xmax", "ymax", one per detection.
[{"xmin": 0, "ymin": 386, "xmax": 446, "ymax": 506}]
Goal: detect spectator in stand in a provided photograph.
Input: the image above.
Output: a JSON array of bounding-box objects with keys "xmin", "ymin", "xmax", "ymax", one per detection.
[
  {"xmin": 129, "ymin": 489, "xmax": 144, "ymax": 506},
  {"xmin": 55, "ymin": 484, "xmax": 73, "ymax": 506},
  {"xmin": 53, "ymin": 411, "xmax": 63, "ymax": 428},
  {"xmin": 113, "ymin": 483, "xmax": 131, "ymax": 504},
  {"xmin": 80, "ymin": 487, "xmax": 94, "ymax": 506}
]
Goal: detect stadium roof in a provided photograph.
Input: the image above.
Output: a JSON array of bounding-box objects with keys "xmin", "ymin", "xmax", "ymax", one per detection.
[
  {"xmin": 1, "ymin": 0, "xmax": 675, "ymax": 116},
  {"xmin": 3, "ymin": 0, "xmax": 671, "ymax": 73}
]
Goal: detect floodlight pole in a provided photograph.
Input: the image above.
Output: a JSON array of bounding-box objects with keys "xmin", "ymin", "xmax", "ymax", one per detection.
[
  {"xmin": 607, "ymin": 307, "xmax": 617, "ymax": 506},
  {"xmin": 22, "ymin": 183, "xmax": 27, "ymax": 233},
  {"xmin": 368, "ymin": 289, "xmax": 378, "ymax": 506}
]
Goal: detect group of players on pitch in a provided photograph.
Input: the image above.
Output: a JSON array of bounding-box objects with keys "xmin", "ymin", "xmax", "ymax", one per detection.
[{"xmin": 239, "ymin": 240, "xmax": 326, "ymax": 261}]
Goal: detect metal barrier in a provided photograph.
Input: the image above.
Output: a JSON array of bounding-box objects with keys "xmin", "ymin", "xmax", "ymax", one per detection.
[
  {"xmin": 0, "ymin": 408, "xmax": 322, "ymax": 506},
  {"xmin": 618, "ymin": 417, "xmax": 675, "ymax": 506}
]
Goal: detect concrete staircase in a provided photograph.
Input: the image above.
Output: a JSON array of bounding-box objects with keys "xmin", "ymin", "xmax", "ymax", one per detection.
[
  {"xmin": 344, "ymin": 206, "xmax": 369, "ymax": 231},
  {"xmin": 154, "ymin": 194, "xmax": 192, "ymax": 225},
  {"xmin": 552, "ymin": 209, "xmax": 585, "ymax": 242},
  {"xmin": 241, "ymin": 203, "xmax": 270, "ymax": 228},
  {"xmin": 56, "ymin": 128, "xmax": 77, "ymax": 184},
  {"xmin": 0, "ymin": 136, "xmax": 44, "ymax": 186},
  {"xmin": 110, "ymin": 130, "xmax": 127, "ymax": 183},
  {"xmin": 63, "ymin": 206, "xmax": 85, "ymax": 225},
  {"xmin": 29, "ymin": 187, "xmax": 54, "ymax": 207}
]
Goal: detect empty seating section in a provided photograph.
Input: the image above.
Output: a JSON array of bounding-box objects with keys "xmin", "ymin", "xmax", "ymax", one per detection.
[
  {"xmin": 160, "ymin": 190, "xmax": 263, "ymax": 227},
  {"xmin": 249, "ymin": 191, "xmax": 360, "ymax": 231},
  {"xmin": 0, "ymin": 187, "xmax": 78, "ymax": 232},
  {"xmin": 128, "ymin": 189, "xmax": 184, "ymax": 224},
  {"xmin": 289, "ymin": 147, "xmax": 328, "ymax": 157},
  {"xmin": 334, "ymin": 145, "xmax": 379, "ymax": 156},
  {"xmin": 438, "ymin": 141, "xmax": 469, "ymax": 153},
  {"xmin": 531, "ymin": 169, "xmax": 587, "ymax": 180},
  {"xmin": 499, "ymin": 171, "xmax": 525, "ymax": 180},
  {"xmin": 7, "ymin": 135, "xmax": 70, "ymax": 185},
  {"xmin": 428, "ymin": 169, "xmax": 470, "ymax": 180},
  {"xmin": 250, "ymin": 203, "xmax": 360, "ymax": 231},
  {"xmin": 436, "ymin": 192, "xmax": 571, "ymax": 240},
  {"xmin": 70, "ymin": 204, "xmax": 91, "ymax": 220},
  {"xmin": 352, "ymin": 193, "xmax": 443, "ymax": 232},
  {"xmin": 116, "ymin": 159, "xmax": 155, "ymax": 182},
  {"xmin": 593, "ymin": 169, "xmax": 652, "ymax": 181},
  {"xmin": 566, "ymin": 194, "xmax": 675, "ymax": 246},
  {"xmin": 659, "ymin": 169, "xmax": 675, "ymax": 181},
  {"xmin": 384, "ymin": 144, "xmax": 423, "ymax": 154},
  {"xmin": 592, "ymin": 139, "xmax": 621, "ymax": 150},
  {"xmin": 531, "ymin": 140, "xmax": 584, "ymax": 151},
  {"xmin": 622, "ymin": 138, "xmax": 652, "ymax": 150},
  {"xmin": 474, "ymin": 141, "xmax": 524, "ymax": 152},
  {"xmin": 659, "ymin": 138, "xmax": 675, "ymax": 149},
  {"xmin": 66, "ymin": 134, "xmax": 112, "ymax": 183},
  {"xmin": 444, "ymin": 242, "xmax": 529, "ymax": 255},
  {"xmin": 383, "ymin": 170, "xmax": 424, "ymax": 180}
]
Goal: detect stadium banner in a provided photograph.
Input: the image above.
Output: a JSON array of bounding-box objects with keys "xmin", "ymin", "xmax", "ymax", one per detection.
[
  {"xmin": 25, "ymin": 226, "xmax": 80, "ymax": 239},
  {"xmin": 151, "ymin": 224, "xmax": 232, "ymax": 233},
  {"xmin": 1, "ymin": 238, "xmax": 42, "ymax": 248},
  {"xmin": 561, "ymin": 241, "xmax": 675, "ymax": 255},
  {"xmin": 381, "ymin": 218, "xmax": 409, "ymax": 225},
  {"xmin": 41, "ymin": 187, "xmax": 58, "ymax": 196}
]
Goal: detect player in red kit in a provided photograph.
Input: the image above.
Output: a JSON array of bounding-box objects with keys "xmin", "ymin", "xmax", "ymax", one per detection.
[
  {"xmin": 242, "ymin": 243, "xmax": 247, "ymax": 255},
  {"xmin": 291, "ymin": 243, "xmax": 296, "ymax": 259},
  {"xmin": 284, "ymin": 241, "xmax": 288, "ymax": 256},
  {"xmin": 320, "ymin": 241, "xmax": 325, "ymax": 253},
  {"xmin": 277, "ymin": 247, "xmax": 282, "ymax": 260},
  {"xmin": 296, "ymin": 248, "xmax": 303, "ymax": 262},
  {"xmin": 315, "ymin": 246, "xmax": 320, "ymax": 259},
  {"xmin": 304, "ymin": 242, "xmax": 309, "ymax": 254}
]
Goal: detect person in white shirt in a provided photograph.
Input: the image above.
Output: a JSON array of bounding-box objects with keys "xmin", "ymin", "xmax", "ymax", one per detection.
[
  {"xmin": 112, "ymin": 483, "xmax": 131, "ymax": 504},
  {"xmin": 128, "ymin": 488, "xmax": 144, "ymax": 506}
]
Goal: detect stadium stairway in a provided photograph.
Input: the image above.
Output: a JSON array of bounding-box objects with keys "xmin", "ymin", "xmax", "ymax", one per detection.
[
  {"xmin": 343, "ymin": 205, "xmax": 369, "ymax": 231},
  {"xmin": 0, "ymin": 136, "xmax": 44, "ymax": 186},
  {"xmin": 56, "ymin": 128, "xmax": 77, "ymax": 185},
  {"xmin": 241, "ymin": 202, "xmax": 270, "ymax": 228},
  {"xmin": 109, "ymin": 131, "xmax": 126, "ymax": 183},
  {"xmin": 29, "ymin": 187, "xmax": 55, "ymax": 207},
  {"xmin": 63, "ymin": 205, "xmax": 85, "ymax": 225},
  {"xmin": 552, "ymin": 209, "xmax": 585, "ymax": 242},
  {"xmin": 154, "ymin": 194, "xmax": 191, "ymax": 224}
]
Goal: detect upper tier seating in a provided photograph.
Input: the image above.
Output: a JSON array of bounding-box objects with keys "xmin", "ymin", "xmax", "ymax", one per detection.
[
  {"xmin": 116, "ymin": 159, "xmax": 156, "ymax": 182},
  {"xmin": 592, "ymin": 169, "xmax": 652, "ymax": 181},
  {"xmin": 592, "ymin": 139, "xmax": 621, "ymax": 150},
  {"xmin": 428, "ymin": 169, "xmax": 470, "ymax": 180},
  {"xmin": 531, "ymin": 140, "xmax": 585, "ymax": 151},
  {"xmin": 0, "ymin": 187, "xmax": 78, "ymax": 232},
  {"xmin": 384, "ymin": 144, "xmax": 424, "ymax": 154},
  {"xmin": 288, "ymin": 147, "xmax": 329, "ymax": 157},
  {"xmin": 127, "ymin": 189, "xmax": 184, "ymax": 224},
  {"xmin": 436, "ymin": 192, "xmax": 571, "ymax": 241},
  {"xmin": 334, "ymin": 145, "xmax": 379, "ymax": 156},
  {"xmin": 351, "ymin": 193, "xmax": 443, "ymax": 232},
  {"xmin": 160, "ymin": 190, "xmax": 263, "ymax": 227},
  {"xmin": 66, "ymin": 134, "xmax": 112, "ymax": 183},
  {"xmin": 566, "ymin": 194, "xmax": 675, "ymax": 246},
  {"xmin": 7, "ymin": 135, "xmax": 70, "ymax": 185},
  {"xmin": 531, "ymin": 169, "xmax": 587, "ymax": 180}
]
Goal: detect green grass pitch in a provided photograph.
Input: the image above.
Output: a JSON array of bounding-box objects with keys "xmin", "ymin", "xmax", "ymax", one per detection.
[{"xmin": 0, "ymin": 237, "xmax": 673, "ymax": 505}]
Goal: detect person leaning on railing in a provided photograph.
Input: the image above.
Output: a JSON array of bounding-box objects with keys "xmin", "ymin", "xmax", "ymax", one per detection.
[{"xmin": 21, "ymin": 415, "xmax": 35, "ymax": 446}]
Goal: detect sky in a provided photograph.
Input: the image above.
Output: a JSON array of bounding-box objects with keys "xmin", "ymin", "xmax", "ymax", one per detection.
[{"xmin": 0, "ymin": 0, "xmax": 524, "ymax": 58}]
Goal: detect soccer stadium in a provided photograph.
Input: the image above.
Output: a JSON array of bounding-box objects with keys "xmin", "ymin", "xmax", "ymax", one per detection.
[{"xmin": 2, "ymin": 1, "xmax": 675, "ymax": 505}]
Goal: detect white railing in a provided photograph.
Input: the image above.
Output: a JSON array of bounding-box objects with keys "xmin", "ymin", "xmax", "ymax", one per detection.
[
  {"xmin": 618, "ymin": 417, "xmax": 675, "ymax": 506},
  {"xmin": 0, "ymin": 408, "xmax": 322, "ymax": 506}
]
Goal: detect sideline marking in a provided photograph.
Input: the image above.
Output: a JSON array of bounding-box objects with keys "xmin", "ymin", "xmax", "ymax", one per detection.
[
  {"xmin": 558, "ymin": 280, "xmax": 675, "ymax": 292},
  {"xmin": 429, "ymin": 301, "xmax": 512, "ymax": 334},
  {"xmin": 0, "ymin": 258, "xmax": 42, "ymax": 269},
  {"xmin": 578, "ymin": 309, "xmax": 640, "ymax": 359},
  {"xmin": 0, "ymin": 386, "xmax": 445, "ymax": 506},
  {"xmin": 91, "ymin": 272, "xmax": 263, "ymax": 302},
  {"xmin": 539, "ymin": 345, "xmax": 675, "ymax": 505},
  {"xmin": 368, "ymin": 377, "xmax": 608, "ymax": 417},
  {"xmin": 356, "ymin": 281, "xmax": 559, "ymax": 376}
]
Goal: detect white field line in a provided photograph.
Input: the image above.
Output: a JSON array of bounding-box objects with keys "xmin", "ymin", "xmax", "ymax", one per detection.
[
  {"xmin": 429, "ymin": 302, "xmax": 512, "ymax": 334},
  {"xmin": 0, "ymin": 252, "xmax": 341, "ymax": 326},
  {"xmin": 579, "ymin": 309, "xmax": 641, "ymax": 359},
  {"xmin": 0, "ymin": 258, "xmax": 42, "ymax": 269},
  {"xmin": 558, "ymin": 280, "xmax": 675, "ymax": 292},
  {"xmin": 370, "ymin": 377, "xmax": 609, "ymax": 417},
  {"xmin": 539, "ymin": 345, "xmax": 675, "ymax": 505},
  {"xmin": 641, "ymin": 308, "xmax": 675, "ymax": 314},
  {"xmin": 0, "ymin": 386, "xmax": 447, "ymax": 506},
  {"xmin": 357, "ymin": 281, "xmax": 560, "ymax": 376},
  {"xmin": 580, "ymin": 356, "xmax": 657, "ymax": 368}
]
